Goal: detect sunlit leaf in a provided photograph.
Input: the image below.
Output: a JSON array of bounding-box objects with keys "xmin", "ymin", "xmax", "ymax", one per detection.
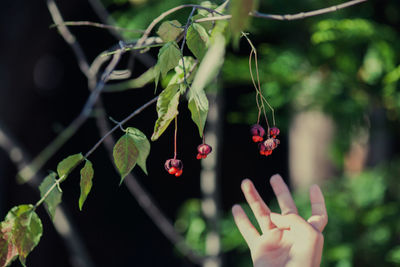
[
  {"xmin": 38, "ymin": 172, "xmax": 62, "ymax": 220},
  {"xmin": 187, "ymin": 23, "xmax": 209, "ymax": 60},
  {"xmin": 168, "ymin": 57, "xmax": 198, "ymax": 89},
  {"xmin": 151, "ymin": 84, "xmax": 180, "ymax": 141},
  {"xmin": 157, "ymin": 20, "xmax": 183, "ymax": 42},
  {"xmin": 113, "ymin": 134, "xmax": 139, "ymax": 184},
  {"xmin": 79, "ymin": 160, "xmax": 94, "ymax": 211},
  {"xmin": 57, "ymin": 153, "xmax": 83, "ymax": 179},
  {"xmin": 6, "ymin": 205, "xmax": 42, "ymax": 266},
  {"xmin": 126, "ymin": 127, "xmax": 150, "ymax": 175}
]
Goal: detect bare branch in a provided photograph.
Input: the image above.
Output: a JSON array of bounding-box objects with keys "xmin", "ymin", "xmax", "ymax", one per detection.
[
  {"xmin": 17, "ymin": 50, "xmax": 123, "ymax": 184},
  {"xmin": 252, "ymin": 0, "xmax": 367, "ymax": 20},
  {"xmin": 46, "ymin": 0, "xmax": 92, "ymax": 78},
  {"xmin": 194, "ymin": 0, "xmax": 368, "ymax": 23}
]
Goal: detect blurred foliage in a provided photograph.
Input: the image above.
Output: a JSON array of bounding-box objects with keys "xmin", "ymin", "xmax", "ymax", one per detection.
[{"xmin": 175, "ymin": 159, "xmax": 400, "ymax": 266}]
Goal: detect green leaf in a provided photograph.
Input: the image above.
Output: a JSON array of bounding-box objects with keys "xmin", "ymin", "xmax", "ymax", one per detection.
[
  {"xmin": 188, "ymin": 89, "xmax": 209, "ymax": 138},
  {"xmin": 229, "ymin": 0, "xmax": 258, "ymax": 46},
  {"xmin": 6, "ymin": 205, "xmax": 42, "ymax": 266},
  {"xmin": 57, "ymin": 153, "xmax": 83, "ymax": 179},
  {"xmin": 187, "ymin": 23, "xmax": 209, "ymax": 60},
  {"xmin": 113, "ymin": 134, "xmax": 139, "ymax": 183},
  {"xmin": 79, "ymin": 160, "xmax": 94, "ymax": 211},
  {"xmin": 151, "ymin": 84, "xmax": 180, "ymax": 141},
  {"xmin": 38, "ymin": 173, "xmax": 62, "ymax": 220},
  {"xmin": 157, "ymin": 20, "xmax": 183, "ymax": 42},
  {"xmin": 155, "ymin": 41, "xmax": 182, "ymax": 86},
  {"xmin": 126, "ymin": 128, "xmax": 151, "ymax": 175},
  {"xmin": 104, "ymin": 67, "xmax": 155, "ymax": 92},
  {"xmin": 0, "ymin": 219, "xmax": 18, "ymax": 267}
]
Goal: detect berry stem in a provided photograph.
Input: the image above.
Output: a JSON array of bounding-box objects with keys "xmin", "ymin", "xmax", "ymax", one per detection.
[
  {"xmin": 174, "ymin": 116, "xmax": 178, "ymax": 160},
  {"xmin": 243, "ymin": 33, "xmax": 276, "ymax": 127}
]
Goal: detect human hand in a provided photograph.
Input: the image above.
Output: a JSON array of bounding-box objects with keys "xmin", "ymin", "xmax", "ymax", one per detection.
[{"xmin": 232, "ymin": 174, "xmax": 328, "ymax": 267}]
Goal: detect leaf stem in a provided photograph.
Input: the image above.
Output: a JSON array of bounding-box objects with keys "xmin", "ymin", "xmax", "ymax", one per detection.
[{"xmin": 180, "ymin": 7, "xmax": 197, "ymax": 88}]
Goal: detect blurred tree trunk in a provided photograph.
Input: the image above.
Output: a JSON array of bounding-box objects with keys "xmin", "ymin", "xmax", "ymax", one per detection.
[
  {"xmin": 289, "ymin": 111, "xmax": 335, "ymax": 189},
  {"xmin": 200, "ymin": 86, "xmax": 224, "ymax": 267}
]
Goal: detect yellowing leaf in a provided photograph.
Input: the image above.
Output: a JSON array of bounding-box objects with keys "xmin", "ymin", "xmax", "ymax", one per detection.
[
  {"xmin": 157, "ymin": 20, "xmax": 183, "ymax": 42},
  {"xmin": 6, "ymin": 205, "xmax": 42, "ymax": 266},
  {"xmin": 57, "ymin": 153, "xmax": 83, "ymax": 179},
  {"xmin": 151, "ymin": 84, "xmax": 180, "ymax": 141},
  {"xmin": 113, "ymin": 134, "xmax": 139, "ymax": 184},
  {"xmin": 79, "ymin": 160, "xmax": 94, "ymax": 211},
  {"xmin": 126, "ymin": 128, "xmax": 150, "ymax": 175},
  {"xmin": 0, "ymin": 219, "xmax": 18, "ymax": 267},
  {"xmin": 38, "ymin": 173, "xmax": 62, "ymax": 220}
]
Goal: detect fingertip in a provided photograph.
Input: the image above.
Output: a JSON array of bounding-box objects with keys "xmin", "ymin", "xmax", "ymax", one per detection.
[
  {"xmin": 270, "ymin": 174, "xmax": 283, "ymax": 185},
  {"xmin": 241, "ymin": 178, "xmax": 252, "ymax": 191},
  {"xmin": 232, "ymin": 204, "xmax": 242, "ymax": 215},
  {"xmin": 309, "ymin": 184, "xmax": 325, "ymax": 202}
]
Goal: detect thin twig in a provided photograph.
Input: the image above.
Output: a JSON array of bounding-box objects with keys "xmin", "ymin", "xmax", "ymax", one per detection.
[
  {"xmin": 180, "ymin": 7, "xmax": 197, "ymax": 88},
  {"xmin": 194, "ymin": 0, "xmax": 368, "ymax": 23},
  {"xmin": 84, "ymin": 96, "xmax": 158, "ymax": 158},
  {"xmin": 50, "ymin": 21, "xmax": 144, "ymax": 33}
]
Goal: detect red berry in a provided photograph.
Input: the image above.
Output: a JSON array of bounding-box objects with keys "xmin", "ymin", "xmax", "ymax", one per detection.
[
  {"xmin": 168, "ymin": 167, "xmax": 177, "ymax": 174},
  {"xmin": 175, "ymin": 170, "xmax": 183, "ymax": 177},
  {"xmin": 165, "ymin": 159, "xmax": 183, "ymax": 175},
  {"xmin": 264, "ymin": 138, "xmax": 280, "ymax": 151},
  {"xmin": 250, "ymin": 124, "xmax": 265, "ymax": 143},
  {"xmin": 196, "ymin": 144, "xmax": 212, "ymax": 159},
  {"xmin": 270, "ymin": 127, "xmax": 280, "ymax": 138}
]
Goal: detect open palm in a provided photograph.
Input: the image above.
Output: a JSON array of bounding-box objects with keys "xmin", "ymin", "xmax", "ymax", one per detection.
[{"xmin": 232, "ymin": 174, "xmax": 328, "ymax": 267}]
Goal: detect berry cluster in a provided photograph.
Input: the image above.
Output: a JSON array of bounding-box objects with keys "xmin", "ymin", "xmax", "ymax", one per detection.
[
  {"xmin": 165, "ymin": 143, "xmax": 212, "ymax": 177},
  {"xmin": 250, "ymin": 124, "xmax": 280, "ymax": 156}
]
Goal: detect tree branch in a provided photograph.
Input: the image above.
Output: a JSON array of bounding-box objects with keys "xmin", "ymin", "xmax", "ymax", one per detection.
[
  {"xmin": 40, "ymin": 1, "xmax": 205, "ymax": 264},
  {"xmin": 194, "ymin": 0, "xmax": 368, "ymax": 23}
]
